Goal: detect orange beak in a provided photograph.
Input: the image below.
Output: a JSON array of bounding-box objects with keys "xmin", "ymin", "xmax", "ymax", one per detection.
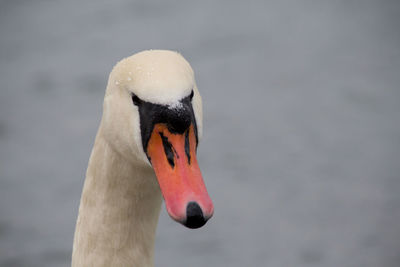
[{"xmin": 146, "ymin": 123, "xmax": 214, "ymax": 228}]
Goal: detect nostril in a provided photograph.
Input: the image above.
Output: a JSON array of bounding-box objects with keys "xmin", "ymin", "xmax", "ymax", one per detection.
[{"xmin": 184, "ymin": 202, "xmax": 208, "ymax": 229}]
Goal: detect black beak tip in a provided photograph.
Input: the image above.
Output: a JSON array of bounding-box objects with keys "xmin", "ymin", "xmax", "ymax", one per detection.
[{"xmin": 183, "ymin": 202, "xmax": 208, "ymax": 229}]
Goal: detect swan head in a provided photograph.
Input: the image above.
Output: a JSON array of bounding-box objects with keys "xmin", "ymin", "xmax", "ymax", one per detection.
[{"xmin": 101, "ymin": 50, "xmax": 213, "ymax": 229}]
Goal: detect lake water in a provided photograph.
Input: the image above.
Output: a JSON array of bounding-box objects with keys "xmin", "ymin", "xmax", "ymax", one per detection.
[{"xmin": 1, "ymin": 0, "xmax": 400, "ymax": 266}]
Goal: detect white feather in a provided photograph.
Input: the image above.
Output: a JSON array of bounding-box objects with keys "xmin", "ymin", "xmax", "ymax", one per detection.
[{"xmin": 72, "ymin": 50, "xmax": 203, "ymax": 267}]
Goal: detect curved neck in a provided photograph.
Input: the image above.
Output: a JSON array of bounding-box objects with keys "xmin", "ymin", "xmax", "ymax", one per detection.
[{"xmin": 72, "ymin": 130, "xmax": 162, "ymax": 267}]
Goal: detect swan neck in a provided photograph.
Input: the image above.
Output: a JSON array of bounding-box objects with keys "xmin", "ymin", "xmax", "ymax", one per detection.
[{"xmin": 72, "ymin": 132, "xmax": 162, "ymax": 267}]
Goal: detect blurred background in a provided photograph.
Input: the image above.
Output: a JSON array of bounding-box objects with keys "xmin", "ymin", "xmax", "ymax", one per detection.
[{"xmin": 1, "ymin": 0, "xmax": 399, "ymax": 266}]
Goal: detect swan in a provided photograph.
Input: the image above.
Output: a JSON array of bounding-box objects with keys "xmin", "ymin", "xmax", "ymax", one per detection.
[{"xmin": 71, "ymin": 50, "xmax": 214, "ymax": 267}]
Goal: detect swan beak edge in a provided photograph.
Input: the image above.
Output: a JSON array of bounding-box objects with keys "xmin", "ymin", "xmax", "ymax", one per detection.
[{"xmin": 146, "ymin": 123, "xmax": 214, "ymax": 229}]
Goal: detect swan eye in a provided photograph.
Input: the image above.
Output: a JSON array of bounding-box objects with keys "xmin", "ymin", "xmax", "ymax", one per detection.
[
  {"xmin": 189, "ymin": 90, "xmax": 194, "ymax": 100},
  {"xmin": 131, "ymin": 93, "xmax": 142, "ymax": 106}
]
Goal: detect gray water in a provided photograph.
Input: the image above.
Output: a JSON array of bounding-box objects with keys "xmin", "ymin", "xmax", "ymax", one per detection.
[{"xmin": 1, "ymin": 0, "xmax": 400, "ymax": 266}]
